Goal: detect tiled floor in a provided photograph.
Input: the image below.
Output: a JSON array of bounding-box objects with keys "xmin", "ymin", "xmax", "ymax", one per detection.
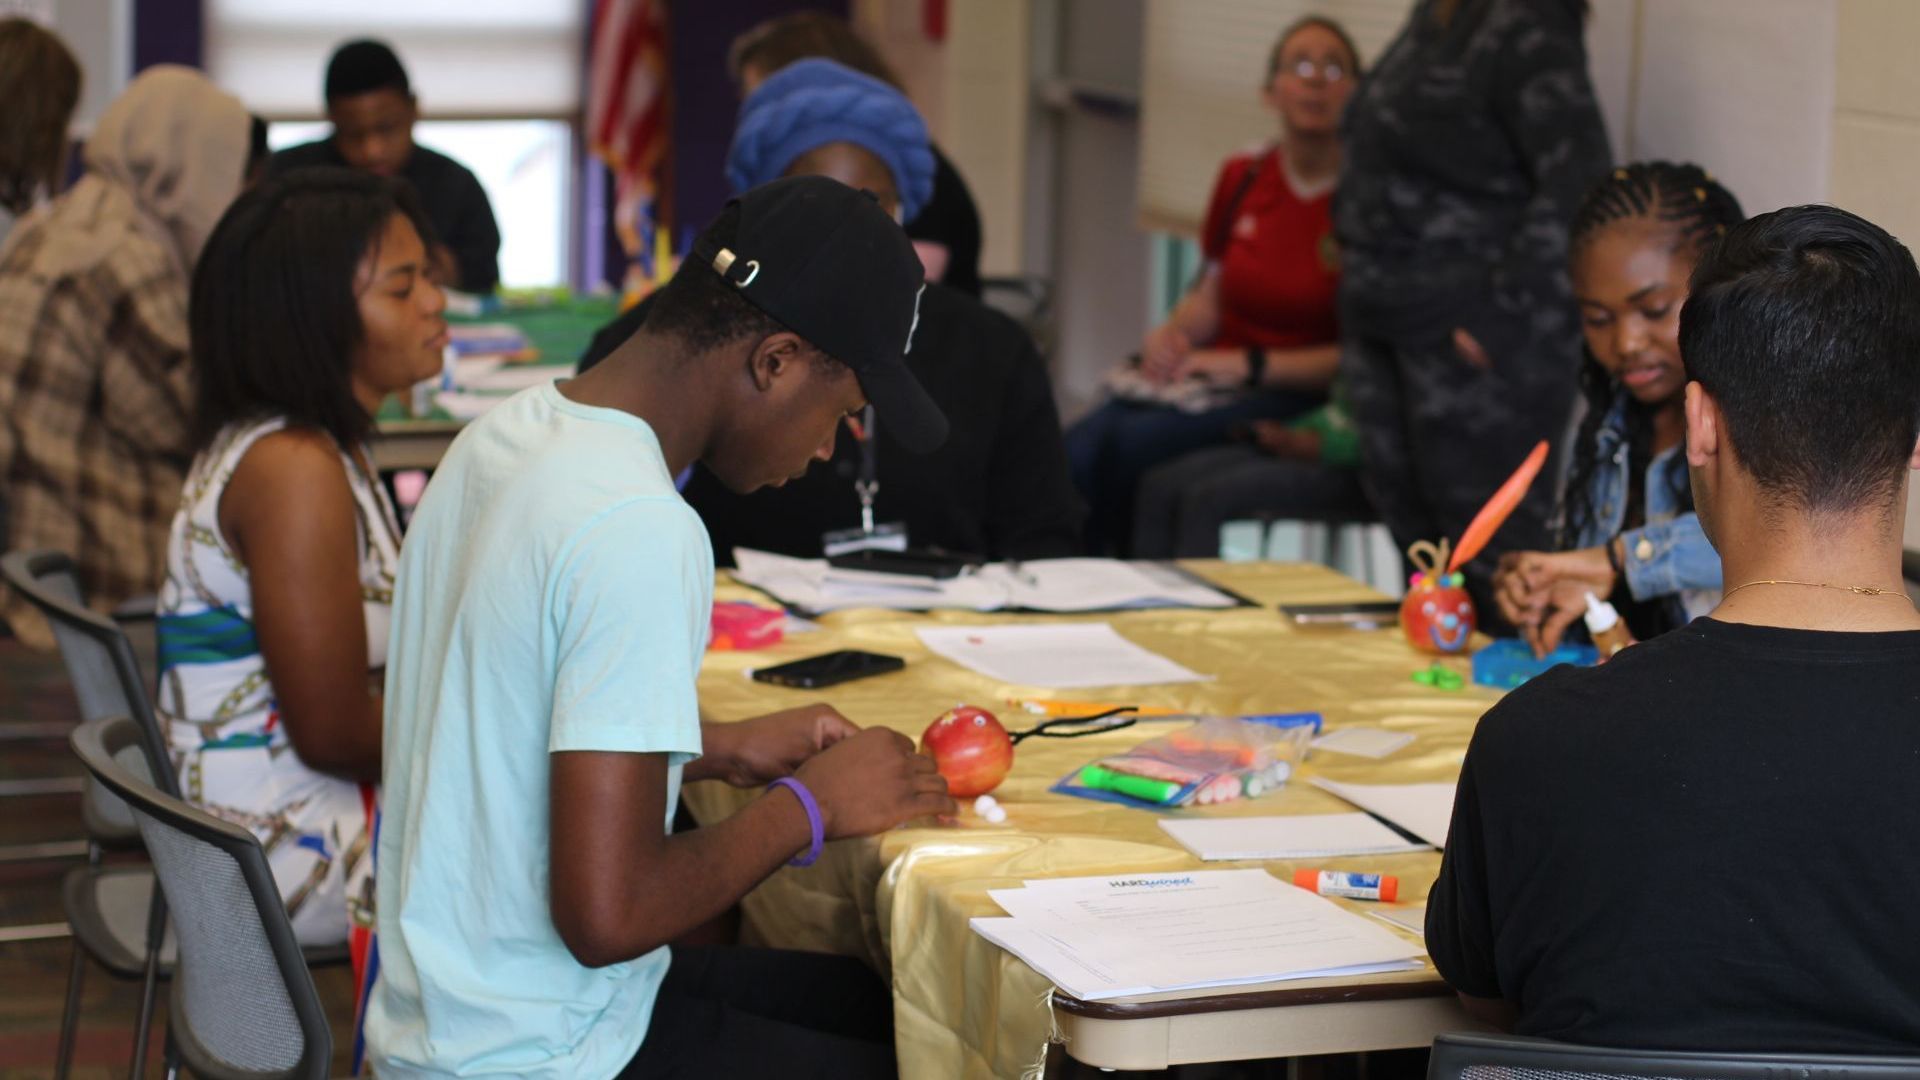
[{"xmin": 0, "ymin": 630, "xmax": 360, "ymax": 1078}]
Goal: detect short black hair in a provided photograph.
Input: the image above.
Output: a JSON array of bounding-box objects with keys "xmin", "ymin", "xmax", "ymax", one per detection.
[
  {"xmin": 1680, "ymin": 204, "xmax": 1920, "ymax": 513},
  {"xmin": 326, "ymin": 38, "xmax": 410, "ymax": 103},
  {"xmin": 190, "ymin": 167, "xmax": 438, "ymax": 452},
  {"xmin": 645, "ymin": 203, "xmax": 787, "ymax": 355}
]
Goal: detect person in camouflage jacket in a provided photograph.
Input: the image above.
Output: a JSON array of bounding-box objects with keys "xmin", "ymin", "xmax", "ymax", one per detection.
[{"xmin": 1335, "ymin": 0, "xmax": 1611, "ymax": 624}]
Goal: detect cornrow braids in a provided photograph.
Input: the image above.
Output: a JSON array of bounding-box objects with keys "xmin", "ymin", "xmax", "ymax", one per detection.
[
  {"xmin": 1556, "ymin": 162, "xmax": 1747, "ymax": 568},
  {"xmin": 1571, "ymin": 161, "xmax": 1746, "ymax": 259}
]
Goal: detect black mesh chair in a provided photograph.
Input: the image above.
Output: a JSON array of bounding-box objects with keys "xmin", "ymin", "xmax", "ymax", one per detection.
[
  {"xmin": 71, "ymin": 715, "xmax": 331, "ymax": 1080},
  {"xmin": 1429, "ymin": 1031, "xmax": 1920, "ymax": 1080}
]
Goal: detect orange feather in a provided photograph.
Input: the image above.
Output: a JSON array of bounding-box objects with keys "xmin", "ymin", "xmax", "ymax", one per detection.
[{"xmin": 1447, "ymin": 440, "xmax": 1550, "ymax": 573}]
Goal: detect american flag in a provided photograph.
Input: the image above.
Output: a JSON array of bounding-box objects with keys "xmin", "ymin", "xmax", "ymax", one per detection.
[{"xmin": 588, "ymin": 0, "xmax": 672, "ymax": 295}]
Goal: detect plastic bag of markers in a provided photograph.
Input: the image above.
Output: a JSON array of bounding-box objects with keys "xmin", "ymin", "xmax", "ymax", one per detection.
[{"xmin": 1051, "ymin": 715, "xmax": 1316, "ymax": 809}]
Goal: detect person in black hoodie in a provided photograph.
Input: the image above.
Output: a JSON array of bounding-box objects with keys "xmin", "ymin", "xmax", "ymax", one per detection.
[{"xmin": 579, "ymin": 60, "xmax": 1078, "ymax": 565}]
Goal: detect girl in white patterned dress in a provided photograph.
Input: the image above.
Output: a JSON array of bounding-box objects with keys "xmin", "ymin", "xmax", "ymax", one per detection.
[{"xmin": 155, "ymin": 169, "xmax": 445, "ymax": 957}]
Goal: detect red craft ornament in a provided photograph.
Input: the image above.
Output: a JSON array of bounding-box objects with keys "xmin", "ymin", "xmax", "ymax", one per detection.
[
  {"xmin": 920, "ymin": 704, "xmax": 1013, "ymax": 798},
  {"xmin": 1401, "ymin": 539, "xmax": 1476, "ymax": 654}
]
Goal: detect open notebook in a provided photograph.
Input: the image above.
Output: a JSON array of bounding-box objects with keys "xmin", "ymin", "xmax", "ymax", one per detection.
[{"xmin": 730, "ymin": 550, "xmax": 1242, "ymax": 614}]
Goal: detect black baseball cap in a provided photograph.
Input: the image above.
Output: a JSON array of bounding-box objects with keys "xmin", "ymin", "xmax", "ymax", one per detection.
[{"xmin": 692, "ymin": 175, "xmax": 949, "ymax": 453}]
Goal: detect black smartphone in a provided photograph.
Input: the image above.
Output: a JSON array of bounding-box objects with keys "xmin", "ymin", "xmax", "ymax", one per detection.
[
  {"xmin": 1279, "ymin": 601, "xmax": 1402, "ymax": 630},
  {"xmin": 750, "ymin": 650, "xmax": 906, "ymax": 689},
  {"xmin": 825, "ymin": 547, "xmax": 979, "ymax": 580}
]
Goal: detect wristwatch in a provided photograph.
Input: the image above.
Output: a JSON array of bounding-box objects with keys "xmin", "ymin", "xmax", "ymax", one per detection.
[{"xmin": 1244, "ymin": 346, "xmax": 1268, "ymax": 388}]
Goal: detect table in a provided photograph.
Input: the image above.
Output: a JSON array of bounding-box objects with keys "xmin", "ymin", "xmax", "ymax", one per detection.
[
  {"xmin": 685, "ymin": 561, "xmax": 1502, "ymax": 1078},
  {"xmin": 370, "ymin": 295, "xmax": 620, "ymax": 471}
]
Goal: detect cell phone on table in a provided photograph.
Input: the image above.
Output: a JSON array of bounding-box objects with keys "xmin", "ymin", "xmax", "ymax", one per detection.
[
  {"xmin": 826, "ymin": 547, "xmax": 979, "ymax": 579},
  {"xmin": 1279, "ymin": 601, "xmax": 1402, "ymax": 630},
  {"xmin": 750, "ymin": 650, "xmax": 906, "ymax": 689}
]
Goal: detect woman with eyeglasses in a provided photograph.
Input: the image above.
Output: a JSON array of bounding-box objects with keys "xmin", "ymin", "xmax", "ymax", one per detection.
[
  {"xmin": 1335, "ymin": 0, "xmax": 1611, "ymax": 621},
  {"xmin": 1067, "ymin": 16, "xmax": 1359, "ymax": 555}
]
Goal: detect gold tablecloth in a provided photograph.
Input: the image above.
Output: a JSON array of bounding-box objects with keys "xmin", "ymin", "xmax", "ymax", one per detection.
[{"xmin": 685, "ymin": 561, "xmax": 1500, "ymax": 1079}]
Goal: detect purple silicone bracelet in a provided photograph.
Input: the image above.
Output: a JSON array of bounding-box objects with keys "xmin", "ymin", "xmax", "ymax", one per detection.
[{"xmin": 769, "ymin": 777, "xmax": 824, "ymax": 867}]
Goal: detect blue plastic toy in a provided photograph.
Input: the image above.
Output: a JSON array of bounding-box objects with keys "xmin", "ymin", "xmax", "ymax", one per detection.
[{"xmin": 1471, "ymin": 638, "xmax": 1599, "ymax": 690}]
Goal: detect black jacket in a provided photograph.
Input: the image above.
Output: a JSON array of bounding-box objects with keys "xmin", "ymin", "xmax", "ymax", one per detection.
[{"xmin": 578, "ymin": 282, "xmax": 1081, "ymax": 564}]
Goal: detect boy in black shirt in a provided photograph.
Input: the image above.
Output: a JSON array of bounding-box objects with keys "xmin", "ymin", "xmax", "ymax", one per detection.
[
  {"xmin": 272, "ymin": 40, "xmax": 502, "ymax": 293},
  {"xmin": 1427, "ymin": 204, "xmax": 1920, "ymax": 1052}
]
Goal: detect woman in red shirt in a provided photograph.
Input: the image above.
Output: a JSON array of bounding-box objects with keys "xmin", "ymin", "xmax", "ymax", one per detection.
[{"xmin": 1067, "ymin": 15, "xmax": 1357, "ymax": 554}]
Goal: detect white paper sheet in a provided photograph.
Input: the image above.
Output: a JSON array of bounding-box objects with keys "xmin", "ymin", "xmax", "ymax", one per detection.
[
  {"xmin": 729, "ymin": 550, "xmax": 1236, "ymax": 614},
  {"xmin": 458, "ymin": 364, "xmax": 558, "ymax": 393},
  {"xmin": 1310, "ymin": 778, "xmax": 1458, "ymax": 848},
  {"xmin": 1158, "ymin": 813, "xmax": 1432, "ymax": 861},
  {"xmin": 1369, "ymin": 904, "xmax": 1428, "ymax": 937},
  {"xmin": 1310, "ymin": 728, "xmax": 1416, "ymax": 760},
  {"xmin": 431, "ymin": 390, "xmax": 508, "ymax": 422},
  {"xmin": 732, "ymin": 549, "xmax": 1006, "ymax": 613},
  {"xmin": 1000, "ymin": 559, "xmax": 1236, "ymax": 612},
  {"xmin": 972, "ymin": 870, "xmax": 1423, "ymax": 1001},
  {"xmin": 915, "ymin": 623, "xmax": 1209, "ymax": 688}
]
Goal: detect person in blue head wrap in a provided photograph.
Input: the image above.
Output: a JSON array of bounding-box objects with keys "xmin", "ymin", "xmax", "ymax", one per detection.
[
  {"xmin": 580, "ymin": 59, "xmax": 1081, "ymax": 564},
  {"xmin": 725, "ymin": 59, "xmax": 937, "ymax": 226},
  {"xmin": 726, "ymin": 10, "xmax": 982, "ymax": 296}
]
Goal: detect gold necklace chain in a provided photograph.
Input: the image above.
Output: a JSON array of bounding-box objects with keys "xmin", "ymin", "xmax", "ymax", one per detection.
[{"xmin": 1722, "ymin": 579, "xmax": 1911, "ymax": 602}]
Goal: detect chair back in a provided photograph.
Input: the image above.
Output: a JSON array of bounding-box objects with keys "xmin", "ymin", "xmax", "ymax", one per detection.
[
  {"xmin": 1429, "ymin": 1031, "xmax": 1920, "ymax": 1080},
  {"xmin": 2, "ymin": 550, "xmax": 176, "ymax": 803},
  {"xmin": 70, "ymin": 716, "xmax": 330, "ymax": 1080},
  {"xmin": 979, "ymin": 274, "xmax": 1056, "ymax": 355}
]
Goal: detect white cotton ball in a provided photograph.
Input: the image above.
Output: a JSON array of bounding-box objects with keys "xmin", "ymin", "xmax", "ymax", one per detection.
[
  {"xmin": 982, "ymin": 804, "xmax": 1008, "ymax": 824},
  {"xmin": 974, "ymin": 794, "xmax": 999, "ymax": 815}
]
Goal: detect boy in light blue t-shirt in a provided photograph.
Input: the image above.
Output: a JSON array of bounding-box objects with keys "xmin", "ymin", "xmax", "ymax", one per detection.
[{"xmin": 367, "ymin": 177, "xmax": 957, "ymax": 1079}]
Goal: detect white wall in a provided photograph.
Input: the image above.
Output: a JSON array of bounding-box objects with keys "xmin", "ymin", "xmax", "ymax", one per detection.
[
  {"xmin": 940, "ymin": 0, "xmax": 1033, "ymax": 278},
  {"xmin": 30, "ymin": 0, "xmax": 132, "ymax": 135},
  {"xmin": 1825, "ymin": 0, "xmax": 1920, "ymax": 549},
  {"xmin": 1607, "ymin": 0, "xmax": 1837, "ymax": 214}
]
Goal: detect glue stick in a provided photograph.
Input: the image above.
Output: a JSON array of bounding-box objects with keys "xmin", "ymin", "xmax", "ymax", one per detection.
[
  {"xmin": 1582, "ymin": 592, "xmax": 1633, "ymax": 659},
  {"xmin": 1293, "ymin": 869, "xmax": 1399, "ymax": 902}
]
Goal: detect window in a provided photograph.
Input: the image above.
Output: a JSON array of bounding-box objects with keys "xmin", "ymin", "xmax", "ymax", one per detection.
[
  {"xmin": 268, "ymin": 120, "xmax": 572, "ymax": 289},
  {"xmin": 213, "ymin": 0, "xmax": 584, "ymax": 288},
  {"xmin": 206, "ymin": 0, "xmax": 584, "ymax": 118}
]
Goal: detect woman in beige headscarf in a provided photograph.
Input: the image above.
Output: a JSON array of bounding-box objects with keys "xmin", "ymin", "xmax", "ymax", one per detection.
[{"xmin": 0, "ymin": 65, "xmax": 253, "ymax": 647}]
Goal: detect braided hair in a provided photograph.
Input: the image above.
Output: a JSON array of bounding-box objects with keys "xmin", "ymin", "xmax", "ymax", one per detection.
[{"xmin": 1558, "ymin": 161, "xmax": 1745, "ymax": 551}]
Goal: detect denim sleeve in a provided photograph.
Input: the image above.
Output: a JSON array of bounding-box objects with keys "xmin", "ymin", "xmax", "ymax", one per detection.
[{"xmin": 1620, "ymin": 513, "xmax": 1722, "ymax": 599}]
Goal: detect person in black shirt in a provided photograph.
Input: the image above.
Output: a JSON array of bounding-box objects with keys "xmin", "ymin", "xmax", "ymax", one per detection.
[
  {"xmin": 1428, "ymin": 204, "xmax": 1920, "ymax": 1052},
  {"xmin": 727, "ymin": 11, "xmax": 984, "ymax": 297},
  {"xmin": 271, "ymin": 39, "xmax": 501, "ymax": 293},
  {"xmin": 579, "ymin": 60, "xmax": 1077, "ymax": 564}
]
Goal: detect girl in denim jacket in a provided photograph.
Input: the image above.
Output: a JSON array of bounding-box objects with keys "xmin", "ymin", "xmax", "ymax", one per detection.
[{"xmin": 1495, "ymin": 163, "xmax": 1745, "ymax": 654}]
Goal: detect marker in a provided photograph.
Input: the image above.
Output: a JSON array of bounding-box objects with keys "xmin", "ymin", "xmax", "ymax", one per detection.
[
  {"xmin": 1293, "ymin": 868, "xmax": 1399, "ymax": 902},
  {"xmin": 1077, "ymin": 764, "xmax": 1183, "ymax": 804}
]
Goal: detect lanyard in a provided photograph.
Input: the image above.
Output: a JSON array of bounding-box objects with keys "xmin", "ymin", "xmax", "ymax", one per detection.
[{"xmin": 851, "ymin": 404, "xmax": 879, "ymax": 534}]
